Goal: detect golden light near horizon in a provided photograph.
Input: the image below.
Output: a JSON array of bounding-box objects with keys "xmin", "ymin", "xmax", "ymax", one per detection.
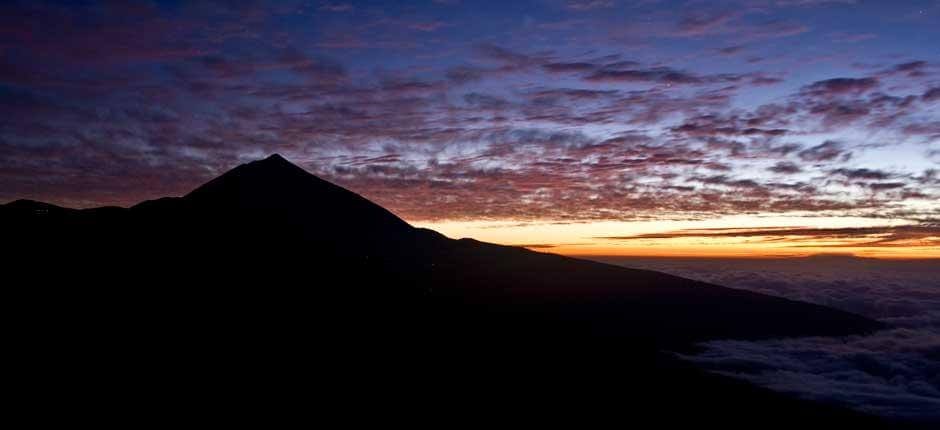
[{"xmin": 415, "ymin": 215, "xmax": 940, "ymax": 259}]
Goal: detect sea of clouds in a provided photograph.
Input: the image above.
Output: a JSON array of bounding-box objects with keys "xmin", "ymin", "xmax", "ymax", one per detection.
[{"xmin": 592, "ymin": 256, "xmax": 940, "ymax": 422}]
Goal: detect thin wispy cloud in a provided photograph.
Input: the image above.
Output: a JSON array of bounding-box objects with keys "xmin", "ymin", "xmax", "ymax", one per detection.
[{"xmin": 596, "ymin": 225, "xmax": 940, "ymax": 249}]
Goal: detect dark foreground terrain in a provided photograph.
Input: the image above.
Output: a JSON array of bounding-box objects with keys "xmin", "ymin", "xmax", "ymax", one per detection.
[{"xmin": 5, "ymin": 155, "xmax": 916, "ymax": 427}]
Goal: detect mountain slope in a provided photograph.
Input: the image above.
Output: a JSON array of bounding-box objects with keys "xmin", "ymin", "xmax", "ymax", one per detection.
[
  {"xmin": 2, "ymin": 153, "xmax": 884, "ymax": 343},
  {"xmin": 2, "ymin": 154, "xmax": 901, "ymax": 428}
]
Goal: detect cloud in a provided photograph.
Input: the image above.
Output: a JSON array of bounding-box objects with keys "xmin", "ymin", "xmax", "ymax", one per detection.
[
  {"xmin": 866, "ymin": 182, "xmax": 906, "ymax": 191},
  {"xmin": 524, "ymin": 88, "xmax": 618, "ymax": 100},
  {"xmin": 685, "ymin": 329, "xmax": 940, "ymax": 421},
  {"xmin": 830, "ymin": 32, "xmax": 878, "ymax": 43},
  {"xmin": 565, "ymin": 0, "xmax": 615, "ymax": 11},
  {"xmin": 475, "ymin": 43, "xmax": 536, "ymax": 66},
  {"xmin": 675, "ymin": 10, "xmax": 742, "ymax": 36},
  {"xmin": 542, "ymin": 62, "xmax": 597, "ymax": 73},
  {"xmin": 903, "ymin": 122, "xmax": 940, "ymax": 139},
  {"xmin": 742, "ymin": 20, "xmax": 809, "ymax": 39},
  {"xmin": 768, "ymin": 161, "xmax": 802, "ymax": 174},
  {"xmin": 691, "ymin": 174, "xmax": 762, "ymax": 189},
  {"xmin": 319, "ymin": 2, "xmax": 353, "ymax": 12},
  {"xmin": 924, "ymin": 87, "xmax": 940, "ymax": 103},
  {"xmin": 830, "ymin": 168, "xmax": 894, "ymax": 181},
  {"xmin": 582, "ymin": 66, "xmax": 754, "ymax": 86},
  {"xmin": 671, "ymin": 114, "xmax": 789, "ymax": 138},
  {"xmin": 771, "ymin": 0, "xmax": 859, "ymax": 7},
  {"xmin": 584, "ymin": 67, "xmax": 704, "ymax": 85},
  {"xmin": 786, "ymin": 89, "xmax": 918, "ymax": 129},
  {"xmin": 596, "ymin": 224, "xmax": 940, "ymax": 248},
  {"xmin": 599, "ymin": 256, "xmax": 940, "ymax": 326},
  {"xmin": 0, "ymin": 0, "xmax": 937, "ymax": 224},
  {"xmin": 445, "ymin": 65, "xmax": 490, "ymax": 83},
  {"xmin": 409, "ymin": 21, "xmax": 449, "ymax": 32},
  {"xmin": 595, "ymin": 255, "xmax": 939, "ymax": 421},
  {"xmin": 798, "ymin": 141, "xmax": 850, "ymax": 162},
  {"xmin": 890, "ymin": 60, "xmax": 929, "ymax": 78},
  {"xmin": 801, "ymin": 78, "xmax": 880, "ymax": 98},
  {"xmin": 665, "ymin": 6, "xmax": 809, "ymax": 40},
  {"xmin": 463, "ymin": 92, "xmax": 511, "ymax": 110}
]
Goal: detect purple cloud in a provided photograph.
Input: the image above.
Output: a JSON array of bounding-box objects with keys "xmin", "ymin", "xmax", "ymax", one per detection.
[
  {"xmin": 924, "ymin": 87, "xmax": 940, "ymax": 103},
  {"xmin": 565, "ymin": 0, "xmax": 615, "ymax": 11},
  {"xmin": 798, "ymin": 141, "xmax": 850, "ymax": 162},
  {"xmin": 768, "ymin": 161, "xmax": 802, "ymax": 174},
  {"xmin": 802, "ymin": 78, "xmax": 880, "ymax": 98},
  {"xmin": 831, "ymin": 168, "xmax": 894, "ymax": 181}
]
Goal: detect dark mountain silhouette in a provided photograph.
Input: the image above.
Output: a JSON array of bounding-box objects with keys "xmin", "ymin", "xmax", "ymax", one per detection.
[
  {"xmin": 144, "ymin": 153, "xmax": 412, "ymax": 235},
  {"xmin": 4, "ymin": 154, "xmax": 914, "ymax": 428}
]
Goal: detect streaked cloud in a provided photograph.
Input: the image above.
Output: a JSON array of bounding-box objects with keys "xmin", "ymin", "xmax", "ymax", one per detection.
[{"xmin": 596, "ymin": 225, "xmax": 940, "ymax": 249}]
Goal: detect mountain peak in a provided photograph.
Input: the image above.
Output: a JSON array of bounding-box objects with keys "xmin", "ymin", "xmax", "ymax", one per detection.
[
  {"xmin": 236, "ymin": 152, "xmax": 307, "ymax": 175},
  {"xmin": 189, "ymin": 154, "xmax": 314, "ymax": 194},
  {"xmin": 180, "ymin": 154, "xmax": 413, "ymax": 234},
  {"xmin": 259, "ymin": 153, "xmax": 291, "ymax": 165}
]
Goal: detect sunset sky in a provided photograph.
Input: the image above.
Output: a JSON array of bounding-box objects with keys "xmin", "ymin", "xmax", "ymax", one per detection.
[{"xmin": 1, "ymin": 0, "xmax": 938, "ymax": 258}]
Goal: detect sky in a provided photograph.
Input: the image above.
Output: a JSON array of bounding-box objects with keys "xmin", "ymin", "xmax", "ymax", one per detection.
[{"xmin": 1, "ymin": 0, "xmax": 939, "ymax": 257}]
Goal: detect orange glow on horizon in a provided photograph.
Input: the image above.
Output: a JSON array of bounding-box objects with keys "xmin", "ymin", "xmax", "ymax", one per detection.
[
  {"xmin": 548, "ymin": 244, "xmax": 940, "ymax": 260},
  {"xmin": 413, "ymin": 216, "xmax": 940, "ymax": 260}
]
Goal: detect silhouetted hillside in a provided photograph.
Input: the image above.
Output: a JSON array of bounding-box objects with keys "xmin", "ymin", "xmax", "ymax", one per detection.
[{"xmin": 4, "ymin": 154, "xmax": 911, "ymax": 428}]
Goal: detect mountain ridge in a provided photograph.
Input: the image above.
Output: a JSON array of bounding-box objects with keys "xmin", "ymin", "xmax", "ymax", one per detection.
[
  {"xmin": 1, "ymin": 153, "xmax": 883, "ymax": 340},
  {"xmin": 2, "ymin": 154, "xmax": 903, "ymax": 429}
]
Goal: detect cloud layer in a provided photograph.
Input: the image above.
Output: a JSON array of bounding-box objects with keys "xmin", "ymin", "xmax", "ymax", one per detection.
[
  {"xmin": 595, "ymin": 256, "xmax": 940, "ymax": 421},
  {"xmin": 0, "ymin": 1, "xmax": 937, "ymax": 224},
  {"xmin": 689, "ymin": 329, "xmax": 940, "ymax": 421}
]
